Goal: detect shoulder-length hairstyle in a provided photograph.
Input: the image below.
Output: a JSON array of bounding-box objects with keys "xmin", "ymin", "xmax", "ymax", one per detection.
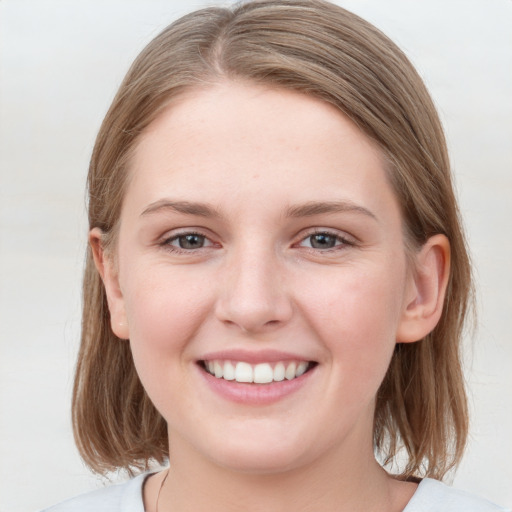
[{"xmin": 74, "ymin": 0, "xmax": 472, "ymax": 479}]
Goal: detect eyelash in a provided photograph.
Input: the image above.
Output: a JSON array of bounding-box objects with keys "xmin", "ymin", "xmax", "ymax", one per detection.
[
  {"xmin": 296, "ymin": 230, "xmax": 355, "ymax": 251},
  {"xmin": 159, "ymin": 229, "xmax": 355, "ymax": 254},
  {"xmin": 160, "ymin": 231, "xmax": 215, "ymax": 254}
]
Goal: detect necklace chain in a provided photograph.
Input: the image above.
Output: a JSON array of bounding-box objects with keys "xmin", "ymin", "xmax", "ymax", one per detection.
[{"xmin": 155, "ymin": 468, "xmax": 170, "ymax": 512}]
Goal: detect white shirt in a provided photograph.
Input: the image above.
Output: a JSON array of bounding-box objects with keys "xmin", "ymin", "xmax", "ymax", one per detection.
[{"xmin": 40, "ymin": 473, "xmax": 509, "ymax": 512}]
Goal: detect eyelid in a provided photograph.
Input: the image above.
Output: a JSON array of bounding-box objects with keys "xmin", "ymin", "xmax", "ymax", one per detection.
[
  {"xmin": 295, "ymin": 228, "xmax": 356, "ymax": 249},
  {"xmin": 159, "ymin": 228, "xmax": 220, "ymax": 252},
  {"xmin": 156, "ymin": 227, "xmax": 355, "ymax": 254},
  {"xmin": 170, "ymin": 233, "xmax": 213, "ymax": 247}
]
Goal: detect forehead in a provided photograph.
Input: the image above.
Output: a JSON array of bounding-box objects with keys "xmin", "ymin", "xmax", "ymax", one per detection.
[{"xmin": 126, "ymin": 81, "xmax": 398, "ymax": 219}]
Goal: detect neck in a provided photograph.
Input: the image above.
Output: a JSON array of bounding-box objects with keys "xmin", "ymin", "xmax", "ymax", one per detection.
[{"xmin": 155, "ymin": 433, "xmax": 408, "ymax": 512}]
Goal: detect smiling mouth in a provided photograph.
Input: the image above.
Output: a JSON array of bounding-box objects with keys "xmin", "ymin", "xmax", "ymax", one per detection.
[{"xmin": 200, "ymin": 360, "xmax": 317, "ymax": 384}]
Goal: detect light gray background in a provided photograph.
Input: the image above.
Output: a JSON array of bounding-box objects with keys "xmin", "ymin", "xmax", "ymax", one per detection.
[{"xmin": 1, "ymin": 1, "xmax": 511, "ymax": 511}]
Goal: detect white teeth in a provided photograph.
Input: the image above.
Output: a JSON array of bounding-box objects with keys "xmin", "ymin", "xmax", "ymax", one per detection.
[
  {"xmin": 273, "ymin": 362, "xmax": 285, "ymax": 382},
  {"xmin": 214, "ymin": 361, "xmax": 223, "ymax": 378},
  {"xmin": 285, "ymin": 362, "xmax": 296, "ymax": 380},
  {"xmin": 223, "ymin": 361, "xmax": 235, "ymax": 381},
  {"xmin": 296, "ymin": 361, "xmax": 308, "ymax": 377},
  {"xmin": 235, "ymin": 362, "xmax": 253, "ymax": 383},
  {"xmin": 253, "ymin": 363, "xmax": 273, "ymax": 384},
  {"xmin": 204, "ymin": 360, "xmax": 311, "ymax": 383}
]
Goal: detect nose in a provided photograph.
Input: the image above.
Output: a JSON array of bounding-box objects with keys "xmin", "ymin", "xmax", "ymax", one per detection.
[{"xmin": 214, "ymin": 245, "xmax": 293, "ymax": 334}]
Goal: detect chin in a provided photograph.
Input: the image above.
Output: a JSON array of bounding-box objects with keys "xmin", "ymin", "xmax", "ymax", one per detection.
[
  {"xmin": 215, "ymin": 446, "xmax": 306, "ymax": 475},
  {"xmin": 200, "ymin": 424, "xmax": 317, "ymax": 475}
]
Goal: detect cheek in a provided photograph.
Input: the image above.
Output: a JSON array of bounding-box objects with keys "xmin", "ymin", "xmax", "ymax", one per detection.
[
  {"xmin": 125, "ymin": 264, "xmax": 208, "ymax": 333},
  {"xmin": 297, "ymin": 260, "xmax": 406, "ymax": 386},
  {"xmin": 121, "ymin": 266, "xmax": 213, "ymax": 379},
  {"xmin": 120, "ymin": 267, "xmax": 217, "ymax": 420}
]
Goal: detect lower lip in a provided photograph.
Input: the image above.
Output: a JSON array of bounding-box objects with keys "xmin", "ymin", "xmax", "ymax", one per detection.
[{"xmin": 197, "ymin": 365, "xmax": 316, "ymax": 405}]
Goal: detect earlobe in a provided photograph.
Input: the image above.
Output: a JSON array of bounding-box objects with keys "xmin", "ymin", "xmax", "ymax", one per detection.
[
  {"xmin": 89, "ymin": 227, "xmax": 130, "ymax": 340},
  {"xmin": 396, "ymin": 234, "xmax": 451, "ymax": 343}
]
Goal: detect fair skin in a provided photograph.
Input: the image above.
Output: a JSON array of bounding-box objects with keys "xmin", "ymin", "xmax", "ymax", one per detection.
[{"xmin": 91, "ymin": 82, "xmax": 450, "ymax": 512}]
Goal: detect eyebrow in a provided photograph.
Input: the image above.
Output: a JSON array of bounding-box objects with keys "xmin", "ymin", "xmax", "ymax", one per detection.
[
  {"xmin": 285, "ymin": 200, "xmax": 377, "ymax": 221},
  {"xmin": 141, "ymin": 200, "xmax": 222, "ymax": 218},
  {"xmin": 140, "ymin": 198, "xmax": 377, "ymax": 221}
]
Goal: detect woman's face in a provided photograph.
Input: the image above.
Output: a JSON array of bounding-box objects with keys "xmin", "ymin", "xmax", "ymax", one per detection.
[{"xmin": 102, "ymin": 82, "xmax": 419, "ymax": 473}]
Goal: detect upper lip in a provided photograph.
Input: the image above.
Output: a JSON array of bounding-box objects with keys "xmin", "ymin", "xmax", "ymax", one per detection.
[{"xmin": 199, "ymin": 349, "xmax": 315, "ymax": 364}]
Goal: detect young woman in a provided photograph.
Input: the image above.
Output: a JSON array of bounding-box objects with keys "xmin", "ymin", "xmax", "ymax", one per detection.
[{"xmin": 41, "ymin": 1, "xmax": 509, "ymax": 510}]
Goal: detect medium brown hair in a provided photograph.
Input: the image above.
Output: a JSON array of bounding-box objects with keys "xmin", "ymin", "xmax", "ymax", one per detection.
[{"xmin": 73, "ymin": 0, "xmax": 472, "ymax": 479}]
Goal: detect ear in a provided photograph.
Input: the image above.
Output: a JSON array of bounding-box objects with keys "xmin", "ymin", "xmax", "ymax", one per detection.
[
  {"xmin": 89, "ymin": 227, "xmax": 130, "ymax": 340},
  {"xmin": 396, "ymin": 234, "xmax": 450, "ymax": 343}
]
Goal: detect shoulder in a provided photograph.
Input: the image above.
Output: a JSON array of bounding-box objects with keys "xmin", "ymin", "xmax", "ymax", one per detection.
[
  {"xmin": 38, "ymin": 473, "xmax": 149, "ymax": 512},
  {"xmin": 404, "ymin": 478, "xmax": 510, "ymax": 512}
]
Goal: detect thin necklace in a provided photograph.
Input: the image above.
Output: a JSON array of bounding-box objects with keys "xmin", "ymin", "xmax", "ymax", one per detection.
[{"xmin": 155, "ymin": 468, "xmax": 169, "ymax": 512}]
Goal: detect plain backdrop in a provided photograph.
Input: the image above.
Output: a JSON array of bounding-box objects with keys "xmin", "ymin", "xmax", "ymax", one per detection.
[{"xmin": 0, "ymin": 1, "xmax": 511, "ymax": 511}]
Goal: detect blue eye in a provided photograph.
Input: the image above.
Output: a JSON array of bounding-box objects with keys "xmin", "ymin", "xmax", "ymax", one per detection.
[
  {"xmin": 166, "ymin": 233, "xmax": 213, "ymax": 250},
  {"xmin": 308, "ymin": 233, "xmax": 337, "ymax": 249},
  {"xmin": 176, "ymin": 234, "xmax": 205, "ymax": 249},
  {"xmin": 299, "ymin": 232, "xmax": 351, "ymax": 250}
]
